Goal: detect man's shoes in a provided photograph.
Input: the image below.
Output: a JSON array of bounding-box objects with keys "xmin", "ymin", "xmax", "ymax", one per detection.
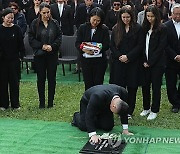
[
  {"xmin": 71, "ymin": 112, "xmax": 79, "ymax": 127},
  {"xmin": 140, "ymin": 109, "xmax": 151, "ymax": 116},
  {"xmin": 147, "ymin": 112, "xmax": 157, "ymax": 120},
  {"xmin": 171, "ymin": 107, "xmax": 179, "ymax": 113}
]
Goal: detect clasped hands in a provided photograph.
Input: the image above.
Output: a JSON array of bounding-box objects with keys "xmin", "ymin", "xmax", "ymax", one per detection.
[
  {"xmin": 42, "ymin": 44, "xmax": 52, "ymax": 52},
  {"xmin": 119, "ymin": 55, "xmax": 129, "ymax": 63}
]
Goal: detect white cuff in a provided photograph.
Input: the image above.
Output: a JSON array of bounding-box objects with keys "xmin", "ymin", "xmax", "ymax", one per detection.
[
  {"xmin": 122, "ymin": 124, "xmax": 128, "ymax": 130},
  {"xmin": 88, "ymin": 132, "xmax": 96, "ymax": 137}
]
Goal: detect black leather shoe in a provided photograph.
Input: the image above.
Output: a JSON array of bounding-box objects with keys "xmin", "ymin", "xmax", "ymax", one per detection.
[
  {"xmin": 71, "ymin": 112, "xmax": 79, "ymax": 127},
  {"xmin": 171, "ymin": 107, "xmax": 179, "ymax": 113}
]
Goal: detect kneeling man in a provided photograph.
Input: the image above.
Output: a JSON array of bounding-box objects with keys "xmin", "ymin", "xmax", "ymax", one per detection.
[{"xmin": 72, "ymin": 84, "xmax": 133, "ymax": 144}]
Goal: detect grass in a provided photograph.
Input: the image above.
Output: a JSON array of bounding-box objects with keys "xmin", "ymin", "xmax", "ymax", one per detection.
[{"xmin": 0, "ymin": 82, "xmax": 179, "ymax": 130}]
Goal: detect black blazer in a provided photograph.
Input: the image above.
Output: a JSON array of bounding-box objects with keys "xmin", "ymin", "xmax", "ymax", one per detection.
[
  {"xmin": 81, "ymin": 84, "xmax": 128, "ymax": 133},
  {"xmin": 165, "ymin": 20, "xmax": 180, "ymax": 69},
  {"xmin": 51, "ymin": 3, "xmax": 74, "ymax": 36},
  {"xmin": 75, "ymin": 3, "xmax": 99, "ymax": 29},
  {"xmin": 143, "ymin": 24, "xmax": 167, "ymax": 67},
  {"xmin": 27, "ymin": 7, "xmax": 39, "ymax": 26},
  {"xmin": 75, "ymin": 22, "xmax": 110, "ymax": 63}
]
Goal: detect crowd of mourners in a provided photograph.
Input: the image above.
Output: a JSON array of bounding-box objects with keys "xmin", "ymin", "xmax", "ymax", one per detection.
[{"xmin": 0, "ymin": 0, "xmax": 179, "ymax": 121}]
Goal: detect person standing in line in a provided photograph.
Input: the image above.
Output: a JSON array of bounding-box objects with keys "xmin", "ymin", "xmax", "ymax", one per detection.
[
  {"xmin": 110, "ymin": 6, "xmax": 144, "ymax": 119},
  {"xmin": 140, "ymin": 4, "xmax": 167, "ymax": 120},
  {"xmin": 165, "ymin": 4, "xmax": 180, "ymax": 113},
  {"xmin": 105, "ymin": 0, "xmax": 121, "ymax": 31},
  {"xmin": 75, "ymin": 7, "xmax": 110, "ymax": 90},
  {"xmin": 0, "ymin": 8, "xmax": 25, "ymax": 110},
  {"xmin": 28, "ymin": 2, "xmax": 62, "ymax": 108}
]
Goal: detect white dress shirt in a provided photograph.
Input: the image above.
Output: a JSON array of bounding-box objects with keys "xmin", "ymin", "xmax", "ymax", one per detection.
[
  {"xmin": 173, "ymin": 19, "xmax": 180, "ymax": 39},
  {"xmin": 145, "ymin": 29, "xmax": 152, "ymax": 60}
]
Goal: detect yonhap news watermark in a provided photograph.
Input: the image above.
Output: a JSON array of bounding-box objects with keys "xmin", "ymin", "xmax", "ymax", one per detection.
[
  {"xmin": 123, "ymin": 136, "xmax": 180, "ymax": 144},
  {"xmin": 101, "ymin": 133, "xmax": 180, "ymax": 145}
]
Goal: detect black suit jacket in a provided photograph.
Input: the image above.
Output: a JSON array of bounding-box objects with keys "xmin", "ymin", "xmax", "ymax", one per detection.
[
  {"xmin": 143, "ymin": 24, "xmax": 167, "ymax": 67},
  {"xmin": 94, "ymin": 0, "xmax": 111, "ymax": 16},
  {"xmin": 165, "ymin": 20, "xmax": 180, "ymax": 69},
  {"xmin": 75, "ymin": 3, "xmax": 99, "ymax": 29},
  {"xmin": 51, "ymin": 3, "xmax": 74, "ymax": 36},
  {"xmin": 81, "ymin": 84, "xmax": 128, "ymax": 133}
]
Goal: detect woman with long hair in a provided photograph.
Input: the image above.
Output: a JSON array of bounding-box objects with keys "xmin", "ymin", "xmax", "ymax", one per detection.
[
  {"xmin": 28, "ymin": 2, "xmax": 62, "ymax": 108},
  {"xmin": 75, "ymin": 7, "xmax": 110, "ymax": 90},
  {"xmin": 140, "ymin": 4, "xmax": 167, "ymax": 120},
  {"xmin": 110, "ymin": 7, "xmax": 143, "ymax": 118}
]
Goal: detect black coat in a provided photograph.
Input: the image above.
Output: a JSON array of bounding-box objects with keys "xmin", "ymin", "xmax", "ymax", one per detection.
[
  {"xmin": 28, "ymin": 18, "xmax": 62, "ymax": 55},
  {"xmin": 80, "ymin": 84, "xmax": 128, "ymax": 133},
  {"xmin": 105, "ymin": 9, "xmax": 119, "ymax": 31},
  {"xmin": 165, "ymin": 20, "xmax": 180, "ymax": 69},
  {"xmin": 51, "ymin": 3, "xmax": 74, "ymax": 36},
  {"xmin": 110, "ymin": 23, "xmax": 144, "ymax": 87},
  {"xmin": 143, "ymin": 24, "xmax": 167, "ymax": 68},
  {"xmin": 75, "ymin": 3, "xmax": 99, "ymax": 29}
]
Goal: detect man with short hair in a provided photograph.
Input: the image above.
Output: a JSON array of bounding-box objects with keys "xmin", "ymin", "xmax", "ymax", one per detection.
[
  {"xmin": 72, "ymin": 84, "xmax": 133, "ymax": 144},
  {"xmin": 165, "ymin": 3, "xmax": 180, "ymax": 113}
]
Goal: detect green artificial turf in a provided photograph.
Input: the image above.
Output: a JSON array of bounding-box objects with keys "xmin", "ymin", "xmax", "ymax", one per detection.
[{"xmin": 0, "ymin": 118, "xmax": 179, "ymax": 154}]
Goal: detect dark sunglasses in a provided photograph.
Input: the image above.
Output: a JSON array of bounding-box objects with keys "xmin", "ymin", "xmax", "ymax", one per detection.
[
  {"xmin": 113, "ymin": 3, "xmax": 120, "ymax": 6},
  {"xmin": 11, "ymin": 7, "xmax": 17, "ymax": 10}
]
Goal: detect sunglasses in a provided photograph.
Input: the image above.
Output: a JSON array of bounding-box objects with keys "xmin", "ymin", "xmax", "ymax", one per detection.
[
  {"xmin": 11, "ymin": 7, "xmax": 17, "ymax": 10},
  {"xmin": 113, "ymin": 3, "xmax": 120, "ymax": 6}
]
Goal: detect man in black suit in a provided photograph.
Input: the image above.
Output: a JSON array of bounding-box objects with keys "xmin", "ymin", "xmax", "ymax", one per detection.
[
  {"xmin": 165, "ymin": 3, "xmax": 180, "ymax": 113},
  {"xmin": 72, "ymin": 84, "xmax": 133, "ymax": 143},
  {"xmin": 51, "ymin": 0, "xmax": 74, "ymax": 36},
  {"xmin": 94, "ymin": 0, "xmax": 111, "ymax": 17},
  {"xmin": 75, "ymin": 0, "xmax": 99, "ymax": 29}
]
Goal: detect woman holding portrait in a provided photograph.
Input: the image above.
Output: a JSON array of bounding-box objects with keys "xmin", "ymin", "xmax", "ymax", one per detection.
[{"xmin": 75, "ymin": 7, "xmax": 110, "ymax": 90}]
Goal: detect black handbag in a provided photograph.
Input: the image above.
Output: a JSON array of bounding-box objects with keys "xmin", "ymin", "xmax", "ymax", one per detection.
[{"xmin": 33, "ymin": 49, "xmax": 46, "ymax": 56}]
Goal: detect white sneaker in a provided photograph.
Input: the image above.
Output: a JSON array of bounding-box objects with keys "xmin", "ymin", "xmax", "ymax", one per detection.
[
  {"xmin": 147, "ymin": 112, "xmax": 157, "ymax": 120},
  {"xmin": 128, "ymin": 114, "xmax": 132, "ymax": 120},
  {"xmin": 140, "ymin": 109, "xmax": 151, "ymax": 116},
  {"xmin": 0, "ymin": 107, "xmax": 6, "ymax": 111}
]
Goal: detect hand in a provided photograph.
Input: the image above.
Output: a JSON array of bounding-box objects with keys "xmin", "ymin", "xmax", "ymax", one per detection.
[
  {"xmin": 122, "ymin": 129, "xmax": 134, "ymax": 135},
  {"xmin": 46, "ymin": 45, "xmax": 52, "ymax": 52},
  {"xmin": 42, "ymin": 44, "xmax": 52, "ymax": 52},
  {"xmin": 174, "ymin": 55, "xmax": 180, "ymax": 62},
  {"xmin": 82, "ymin": 49, "xmax": 94, "ymax": 55},
  {"xmin": 89, "ymin": 134, "xmax": 101, "ymax": 144},
  {"xmin": 119, "ymin": 55, "xmax": 128, "ymax": 63},
  {"xmin": 143, "ymin": 62, "xmax": 149, "ymax": 68}
]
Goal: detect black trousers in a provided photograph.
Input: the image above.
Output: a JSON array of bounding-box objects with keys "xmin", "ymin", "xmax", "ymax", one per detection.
[
  {"xmin": 74, "ymin": 99, "xmax": 114, "ymax": 132},
  {"xmin": 165, "ymin": 67, "xmax": 180, "ymax": 108},
  {"xmin": 0, "ymin": 59, "xmax": 20, "ymax": 109},
  {"xmin": 142, "ymin": 67, "xmax": 164, "ymax": 113},
  {"xmin": 34, "ymin": 54, "xmax": 58, "ymax": 107},
  {"xmin": 81, "ymin": 60, "xmax": 107, "ymax": 90}
]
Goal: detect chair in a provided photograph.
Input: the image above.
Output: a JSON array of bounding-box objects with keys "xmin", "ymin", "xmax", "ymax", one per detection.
[
  {"xmin": 22, "ymin": 34, "xmax": 34, "ymax": 74},
  {"xmin": 58, "ymin": 35, "xmax": 81, "ymax": 82}
]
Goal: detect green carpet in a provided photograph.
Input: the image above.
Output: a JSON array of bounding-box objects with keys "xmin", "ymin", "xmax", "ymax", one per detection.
[{"xmin": 0, "ymin": 118, "xmax": 179, "ymax": 154}]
